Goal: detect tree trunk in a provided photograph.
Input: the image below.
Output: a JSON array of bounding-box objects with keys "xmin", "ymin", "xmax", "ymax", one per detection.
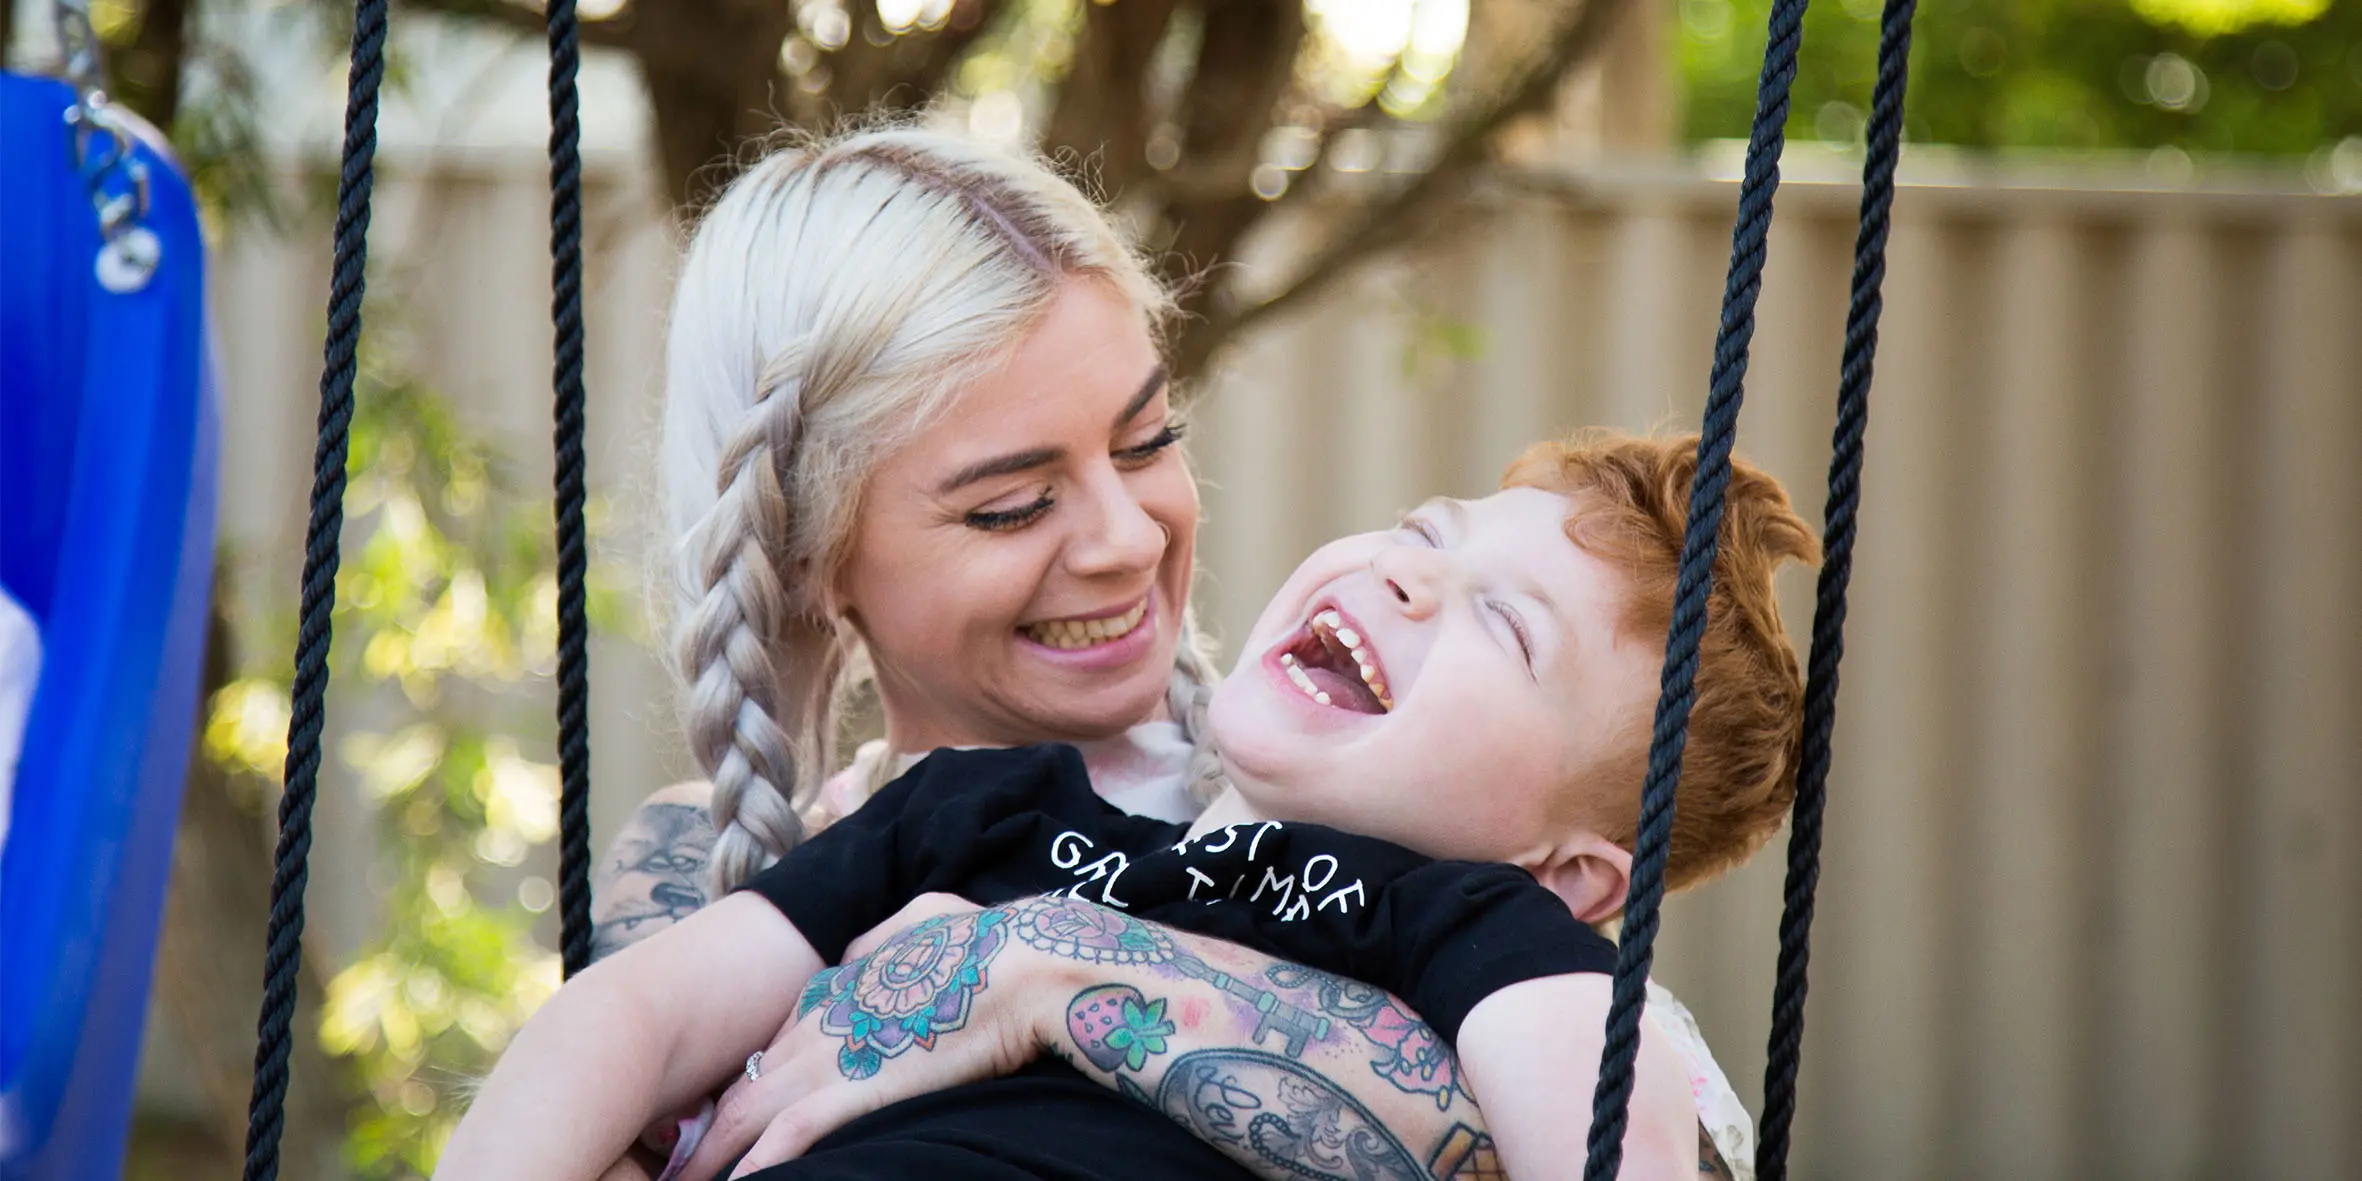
[
  {"xmin": 1042, "ymin": 0, "xmax": 1177, "ymax": 203},
  {"xmin": 116, "ymin": 0, "xmax": 196, "ymax": 129},
  {"xmin": 1160, "ymin": 0, "xmax": 1306, "ymax": 359},
  {"xmin": 629, "ymin": 0, "xmax": 797, "ymax": 212}
]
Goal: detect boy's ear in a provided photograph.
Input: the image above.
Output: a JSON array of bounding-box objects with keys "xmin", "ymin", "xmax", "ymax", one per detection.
[{"xmin": 1529, "ymin": 834, "xmax": 1634, "ymax": 926}]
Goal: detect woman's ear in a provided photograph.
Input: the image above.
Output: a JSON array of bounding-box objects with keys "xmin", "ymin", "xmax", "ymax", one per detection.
[
  {"xmin": 1528, "ymin": 833, "xmax": 1633, "ymax": 926},
  {"xmin": 809, "ymin": 562, "xmax": 853, "ymax": 629}
]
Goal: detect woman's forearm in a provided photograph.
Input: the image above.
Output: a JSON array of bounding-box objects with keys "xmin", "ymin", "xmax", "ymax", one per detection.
[
  {"xmin": 437, "ymin": 972, "xmax": 681, "ymax": 1180},
  {"xmin": 1002, "ymin": 899, "xmax": 1496, "ymax": 1181},
  {"xmin": 440, "ymin": 895, "xmax": 825, "ymax": 1181}
]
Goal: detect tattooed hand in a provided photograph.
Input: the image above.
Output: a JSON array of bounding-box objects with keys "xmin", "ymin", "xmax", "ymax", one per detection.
[
  {"xmin": 683, "ymin": 895, "xmax": 1530, "ymax": 1181},
  {"xmin": 677, "ymin": 897, "xmax": 1046, "ymax": 1179},
  {"xmin": 589, "ymin": 785, "xmax": 717, "ymax": 962}
]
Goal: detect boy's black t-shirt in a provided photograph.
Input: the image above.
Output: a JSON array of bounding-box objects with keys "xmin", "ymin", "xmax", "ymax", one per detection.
[{"xmin": 728, "ymin": 745, "xmax": 1614, "ymax": 1181}]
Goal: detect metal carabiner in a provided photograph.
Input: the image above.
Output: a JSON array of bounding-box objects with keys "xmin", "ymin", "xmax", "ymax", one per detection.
[{"xmin": 52, "ymin": 0, "xmax": 163, "ymax": 293}]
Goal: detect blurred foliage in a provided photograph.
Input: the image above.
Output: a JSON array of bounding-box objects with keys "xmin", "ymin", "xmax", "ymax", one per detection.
[
  {"xmin": 204, "ymin": 350, "xmax": 627, "ymax": 1178},
  {"xmin": 1678, "ymin": 0, "xmax": 2362, "ymax": 156}
]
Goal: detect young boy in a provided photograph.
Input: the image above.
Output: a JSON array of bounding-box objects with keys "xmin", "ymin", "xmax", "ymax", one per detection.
[{"xmin": 439, "ymin": 432, "xmax": 1816, "ymax": 1181}]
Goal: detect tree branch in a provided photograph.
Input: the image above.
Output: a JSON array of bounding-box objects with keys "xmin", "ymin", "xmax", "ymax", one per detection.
[
  {"xmin": 395, "ymin": 0, "xmax": 639, "ymax": 51},
  {"xmin": 1174, "ymin": 0, "xmax": 1636, "ymax": 378}
]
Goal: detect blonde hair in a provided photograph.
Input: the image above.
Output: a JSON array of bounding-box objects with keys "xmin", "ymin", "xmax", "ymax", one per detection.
[{"xmin": 662, "ymin": 128, "xmax": 1219, "ymax": 893}]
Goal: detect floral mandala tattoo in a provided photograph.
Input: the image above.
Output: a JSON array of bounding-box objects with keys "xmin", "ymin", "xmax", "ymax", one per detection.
[
  {"xmin": 797, "ymin": 910, "xmax": 1011, "ymax": 1080},
  {"xmin": 1012, "ymin": 895, "xmax": 1177, "ymax": 965}
]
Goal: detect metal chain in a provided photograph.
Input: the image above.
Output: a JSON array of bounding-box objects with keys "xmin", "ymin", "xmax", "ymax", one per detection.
[{"xmin": 52, "ymin": 0, "xmax": 161, "ymax": 292}]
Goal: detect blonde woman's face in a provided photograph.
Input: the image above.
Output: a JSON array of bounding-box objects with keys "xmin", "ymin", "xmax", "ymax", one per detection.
[{"xmin": 837, "ymin": 277, "xmax": 1198, "ymax": 751}]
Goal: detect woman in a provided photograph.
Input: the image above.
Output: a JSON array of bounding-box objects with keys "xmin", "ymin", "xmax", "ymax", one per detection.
[{"xmin": 589, "ymin": 126, "xmax": 1751, "ymax": 1178}]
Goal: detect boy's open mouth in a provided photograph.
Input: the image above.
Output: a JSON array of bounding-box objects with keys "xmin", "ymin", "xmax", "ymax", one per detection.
[{"xmin": 1278, "ymin": 608, "xmax": 1391, "ymax": 714}]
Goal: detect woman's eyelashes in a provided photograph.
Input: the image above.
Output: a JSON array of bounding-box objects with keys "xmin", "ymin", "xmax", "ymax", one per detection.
[
  {"xmin": 1398, "ymin": 514, "xmax": 1441, "ymax": 546},
  {"xmin": 1113, "ymin": 420, "xmax": 1186, "ymax": 467},
  {"xmin": 964, "ymin": 490, "xmax": 1054, "ymax": 532},
  {"xmin": 963, "ymin": 424, "xmax": 1183, "ymax": 532}
]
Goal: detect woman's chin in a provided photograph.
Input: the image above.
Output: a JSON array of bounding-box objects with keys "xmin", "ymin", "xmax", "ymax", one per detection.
[{"xmin": 1022, "ymin": 673, "xmax": 1174, "ymax": 742}]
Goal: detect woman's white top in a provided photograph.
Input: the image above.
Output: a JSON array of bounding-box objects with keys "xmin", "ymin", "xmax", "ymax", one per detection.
[{"xmin": 821, "ymin": 722, "xmax": 1754, "ymax": 1175}]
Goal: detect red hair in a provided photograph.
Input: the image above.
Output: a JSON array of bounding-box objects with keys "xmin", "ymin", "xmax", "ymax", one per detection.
[{"xmin": 1502, "ymin": 431, "xmax": 1820, "ymax": 892}]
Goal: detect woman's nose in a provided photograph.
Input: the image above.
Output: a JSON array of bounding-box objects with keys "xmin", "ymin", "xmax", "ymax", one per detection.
[
  {"xmin": 1370, "ymin": 546, "xmax": 1446, "ymax": 620},
  {"xmin": 1066, "ymin": 470, "xmax": 1166, "ymax": 579}
]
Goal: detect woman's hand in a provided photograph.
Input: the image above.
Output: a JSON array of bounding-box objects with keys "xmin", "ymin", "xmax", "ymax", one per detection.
[{"xmin": 674, "ymin": 895, "xmax": 1059, "ymax": 1179}]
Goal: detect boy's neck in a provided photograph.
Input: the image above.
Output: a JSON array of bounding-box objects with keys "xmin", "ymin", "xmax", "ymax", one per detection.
[{"xmin": 1183, "ymin": 786, "xmax": 1267, "ymax": 841}]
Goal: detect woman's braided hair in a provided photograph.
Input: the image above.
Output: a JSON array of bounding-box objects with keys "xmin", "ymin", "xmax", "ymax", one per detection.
[{"xmin": 661, "ymin": 127, "xmax": 1216, "ymax": 894}]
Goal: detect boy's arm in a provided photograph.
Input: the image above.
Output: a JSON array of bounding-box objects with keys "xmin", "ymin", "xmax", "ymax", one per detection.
[
  {"xmin": 1455, "ymin": 975, "xmax": 1699, "ymax": 1180},
  {"xmin": 435, "ymin": 893, "xmax": 824, "ymax": 1181}
]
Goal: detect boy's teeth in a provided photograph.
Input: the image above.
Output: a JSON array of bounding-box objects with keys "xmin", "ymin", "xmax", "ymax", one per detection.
[
  {"xmin": 1309, "ymin": 609, "xmax": 1395, "ymax": 711},
  {"xmin": 1282, "ymin": 660, "xmax": 1335, "ymax": 708},
  {"xmin": 1024, "ymin": 601, "xmax": 1147, "ymax": 649}
]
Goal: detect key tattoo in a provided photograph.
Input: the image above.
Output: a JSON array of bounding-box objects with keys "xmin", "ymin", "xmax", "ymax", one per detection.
[
  {"xmin": 1266, "ymin": 963, "xmax": 1467, "ymax": 1110},
  {"xmin": 1011, "ymin": 896, "xmax": 1331, "ymax": 1057}
]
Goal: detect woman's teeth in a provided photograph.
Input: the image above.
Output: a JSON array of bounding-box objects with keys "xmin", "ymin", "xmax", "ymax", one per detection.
[
  {"xmin": 1024, "ymin": 600, "xmax": 1148, "ymax": 650},
  {"xmin": 1280, "ymin": 609, "xmax": 1393, "ymax": 712}
]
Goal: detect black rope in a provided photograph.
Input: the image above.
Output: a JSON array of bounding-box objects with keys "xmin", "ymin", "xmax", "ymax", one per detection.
[
  {"xmin": 1753, "ymin": 2, "xmax": 1915, "ymax": 1176},
  {"xmin": 544, "ymin": 0, "xmax": 595, "ymax": 981},
  {"xmin": 241, "ymin": 0, "xmax": 386, "ymax": 1177},
  {"xmin": 1580, "ymin": 0, "xmax": 1809, "ymax": 1176}
]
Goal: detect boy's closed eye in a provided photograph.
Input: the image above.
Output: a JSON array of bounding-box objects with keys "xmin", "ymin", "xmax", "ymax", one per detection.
[{"xmin": 1396, "ymin": 509, "xmax": 1538, "ymax": 679}]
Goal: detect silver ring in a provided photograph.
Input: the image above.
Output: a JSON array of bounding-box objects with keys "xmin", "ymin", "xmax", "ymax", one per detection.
[{"xmin": 744, "ymin": 1051, "xmax": 764, "ymax": 1083}]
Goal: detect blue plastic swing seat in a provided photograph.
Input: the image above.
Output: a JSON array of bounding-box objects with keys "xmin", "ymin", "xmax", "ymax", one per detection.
[{"xmin": 0, "ymin": 72, "xmax": 219, "ymax": 1181}]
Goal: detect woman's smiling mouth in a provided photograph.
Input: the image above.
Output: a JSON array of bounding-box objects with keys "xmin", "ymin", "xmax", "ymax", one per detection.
[
  {"xmin": 1277, "ymin": 607, "xmax": 1391, "ymax": 713},
  {"xmin": 1020, "ymin": 598, "xmax": 1149, "ymax": 650}
]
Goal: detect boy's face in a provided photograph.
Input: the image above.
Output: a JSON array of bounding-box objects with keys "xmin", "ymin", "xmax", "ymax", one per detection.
[{"xmin": 1209, "ymin": 487, "xmax": 1661, "ymax": 869}]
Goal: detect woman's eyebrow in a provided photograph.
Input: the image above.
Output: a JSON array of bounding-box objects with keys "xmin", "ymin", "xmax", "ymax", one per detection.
[
  {"xmin": 939, "ymin": 367, "xmax": 1167, "ymax": 495},
  {"xmin": 936, "ymin": 445, "xmax": 1064, "ymax": 495},
  {"xmin": 1114, "ymin": 364, "xmax": 1169, "ymax": 427}
]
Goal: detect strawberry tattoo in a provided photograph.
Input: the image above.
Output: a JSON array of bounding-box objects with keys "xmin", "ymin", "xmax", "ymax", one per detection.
[{"xmin": 1066, "ymin": 984, "xmax": 1178, "ymax": 1074}]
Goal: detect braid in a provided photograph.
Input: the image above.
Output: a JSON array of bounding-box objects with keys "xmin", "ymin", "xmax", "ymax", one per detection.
[
  {"xmin": 682, "ymin": 406, "xmax": 813, "ymax": 894},
  {"xmin": 660, "ymin": 125, "xmax": 1184, "ymax": 889},
  {"xmin": 1167, "ymin": 607, "xmax": 1227, "ymax": 808}
]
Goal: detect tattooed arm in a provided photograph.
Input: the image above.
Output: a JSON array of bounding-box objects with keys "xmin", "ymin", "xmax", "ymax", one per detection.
[
  {"xmin": 692, "ymin": 895, "xmax": 1699, "ymax": 1181},
  {"xmin": 1023, "ymin": 903, "xmax": 1493, "ymax": 1181},
  {"xmin": 1020, "ymin": 898, "xmax": 1696, "ymax": 1180},
  {"xmin": 589, "ymin": 782, "xmax": 717, "ymax": 963}
]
